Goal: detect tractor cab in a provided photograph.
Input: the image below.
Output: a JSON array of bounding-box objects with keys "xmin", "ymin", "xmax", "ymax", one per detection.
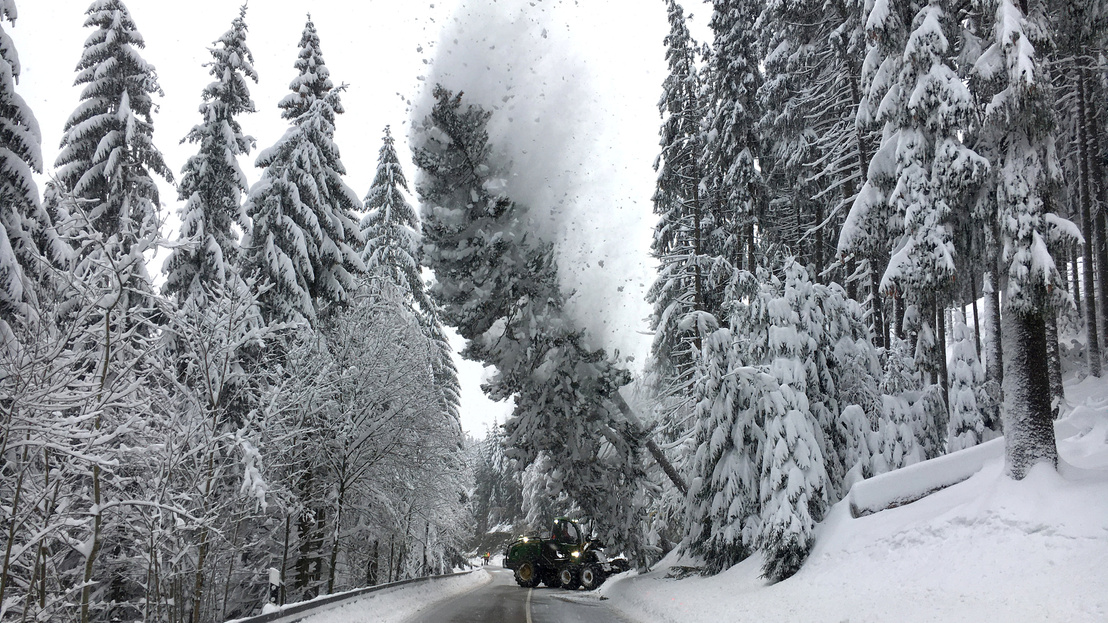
[{"xmin": 551, "ymin": 517, "xmax": 584, "ymax": 545}]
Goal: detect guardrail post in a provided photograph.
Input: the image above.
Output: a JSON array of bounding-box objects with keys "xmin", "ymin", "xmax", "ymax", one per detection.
[{"xmin": 267, "ymin": 568, "xmax": 282, "ymax": 605}]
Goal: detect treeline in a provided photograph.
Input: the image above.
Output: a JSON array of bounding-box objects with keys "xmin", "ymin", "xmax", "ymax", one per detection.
[
  {"xmin": 645, "ymin": 0, "xmax": 1104, "ymax": 580},
  {"xmin": 1, "ymin": 2, "xmax": 467, "ymax": 622}
]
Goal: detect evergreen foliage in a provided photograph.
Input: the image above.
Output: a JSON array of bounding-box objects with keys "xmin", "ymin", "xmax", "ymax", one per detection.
[
  {"xmin": 360, "ymin": 125, "xmax": 461, "ymax": 424},
  {"xmin": 164, "ymin": 4, "xmax": 257, "ymax": 304},
  {"xmin": 242, "ymin": 16, "xmax": 363, "ymax": 325},
  {"xmin": 54, "ymin": 0, "xmax": 172, "ymax": 320}
]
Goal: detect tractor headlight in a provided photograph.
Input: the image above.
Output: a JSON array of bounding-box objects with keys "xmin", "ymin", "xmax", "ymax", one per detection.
[
  {"xmin": 571, "ymin": 550, "xmax": 580, "ymax": 558},
  {"xmin": 522, "ymin": 537, "xmax": 528, "ymax": 543}
]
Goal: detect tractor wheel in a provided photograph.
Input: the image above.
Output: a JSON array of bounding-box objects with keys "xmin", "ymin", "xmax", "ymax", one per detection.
[
  {"xmin": 514, "ymin": 562, "xmax": 540, "ymax": 588},
  {"xmin": 557, "ymin": 566, "xmax": 580, "ymax": 590},
  {"xmin": 579, "ymin": 564, "xmax": 605, "ymax": 590}
]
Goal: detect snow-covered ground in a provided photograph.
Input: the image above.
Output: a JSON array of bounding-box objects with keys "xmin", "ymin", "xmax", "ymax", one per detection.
[{"xmin": 601, "ymin": 376, "xmax": 1108, "ymax": 622}]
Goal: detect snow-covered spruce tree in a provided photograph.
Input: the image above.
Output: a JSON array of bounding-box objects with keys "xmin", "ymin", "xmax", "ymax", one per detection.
[
  {"xmin": 758, "ymin": 261, "xmax": 829, "ymax": 581},
  {"xmin": 361, "ymin": 125, "xmax": 460, "ymax": 425},
  {"xmin": 0, "ymin": 0, "xmax": 63, "ymax": 339},
  {"xmin": 838, "ymin": 0, "xmax": 912, "ymax": 342},
  {"xmin": 645, "ymin": 0, "xmax": 719, "ymax": 545},
  {"xmin": 972, "ymin": 0, "xmax": 1073, "ymax": 479},
  {"xmin": 413, "ymin": 85, "xmax": 648, "ymax": 561},
  {"xmin": 877, "ymin": 0, "xmax": 989, "ymax": 457},
  {"xmin": 242, "ymin": 16, "xmax": 363, "ymax": 326},
  {"xmin": 701, "ymin": 0, "xmax": 765, "ymax": 273},
  {"xmin": 947, "ymin": 308, "xmax": 990, "ymax": 451},
  {"xmin": 649, "ymin": 0, "xmax": 711, "ymax": 385},
  {"xmin": 164, "ymin": 4, "xmax": 257, "ymax": 305},
  {"xmin": 756, "ymin": 0, "xmax": 870, "ymax": 281},
  {"xmin": 54, "ymin": 0, "xmax": 172, "ymax": 327},
  {"xmin": 685, "ymin": 272, "xmax": 766, "ymax": 573}
]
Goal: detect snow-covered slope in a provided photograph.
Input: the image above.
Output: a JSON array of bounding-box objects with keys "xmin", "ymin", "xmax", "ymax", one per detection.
[{"xmin": 602, "ymin": 377, "xmax": 1108, "ymax": 622}]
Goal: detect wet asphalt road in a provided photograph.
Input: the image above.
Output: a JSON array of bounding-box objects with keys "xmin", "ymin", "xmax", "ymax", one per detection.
[{"xmin": 409, "ymin": 566, "xmax": 636, "ymax": 623}]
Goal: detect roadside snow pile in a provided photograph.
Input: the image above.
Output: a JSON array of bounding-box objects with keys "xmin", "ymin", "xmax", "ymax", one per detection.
[
  {"xmin": 603, "ymin": 377, "xmax": 1108, "ymax": 623},
  {"xmin": 292, "ymin": 569, "xmax": 491, "ymax": 623}
]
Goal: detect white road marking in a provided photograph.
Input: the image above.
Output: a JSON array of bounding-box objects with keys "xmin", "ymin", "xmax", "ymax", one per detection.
[{"xmin": 525, "ymin": 587, "xmax": 534, "ymax": 623}]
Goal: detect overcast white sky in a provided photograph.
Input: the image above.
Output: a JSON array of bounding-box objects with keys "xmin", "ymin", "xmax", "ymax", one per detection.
[{"xmin": 10, "ymin": 0, "xmax": 685, "ymax": 437}]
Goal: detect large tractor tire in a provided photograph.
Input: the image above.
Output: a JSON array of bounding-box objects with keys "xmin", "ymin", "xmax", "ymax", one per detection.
[
  {"xmin": 557, "ymin": 566, "xmax": 581, "ymax": 590},
  {"xmin": 579, "ymin": 564, "xmax": 604, "ymax": 590},
  {"xmin": 514, "ymin": 562, "xmax": 540, "ymax": 588}
]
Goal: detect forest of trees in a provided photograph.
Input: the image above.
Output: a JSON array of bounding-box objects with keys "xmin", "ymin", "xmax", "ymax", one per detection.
[
  {"xmin": 1, "ymin": 2, "xmax": 467, "ymax": 622},
  {"xmin": 3, "ymin": 0, "xmax": 1107, "ymax": 620},
  {"xmin": 643, "ymin": 0, "xmax": 1104, "ymax": 581}
]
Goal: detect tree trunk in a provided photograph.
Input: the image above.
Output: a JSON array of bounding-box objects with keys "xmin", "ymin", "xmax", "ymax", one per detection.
[
  {"xmin": 1077, "ymin": 71, "xmax": 1102, "ymax": 377},
  {"xmin": 1084, "ymin": 63, "xmax": 1108, "ymax": 365},
  {"xmin": 1001, "ymin": 308, "xmax": 1059, "ymax": 479},
  {"xmin": 1071, "ymin": 250, "xmax": 1082, "ymax": 309},
  {"xmin": 871, "ymin": 262, "xmax": 887, "ymax": 349},
  {"xmin": 1045, "ymin": 306, "xmax": 1065, "ymax": 417},
  {"xmin": 388, "ymin": 536, "xmax": 396, "ymax": 583},
  {"xmin": 612, "ymin": 391, "xmax": 687, "ymax": 495},
  {"xmin": 983, "ymin": 271, "xmax": 1003, "ymax": 388},
  {"xmin": 936, "ymin": 302, "xmax": 949, "ymax": 417},
  {"xmin": 368, "ymin": 539, "xmax": 379, "ymax": 586},
  {"xmin": 970, "ymin": 275, "xmax": 982, "ymax": 357},
  {"xmin": 326, "ymin": 477, "xmax": 348, "ymax": 594}
]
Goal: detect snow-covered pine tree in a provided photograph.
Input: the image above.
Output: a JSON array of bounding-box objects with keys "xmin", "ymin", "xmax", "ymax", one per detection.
[
  {"xmin": 839, "ymin": 0, "xmax": 912, "ymax": 342},
  {"xmin": 756, "ymin": 0, "xmax": 870, "ymax": 282},
  {"xmin": 54, "ymin": 0, "xmax": 172, "ymax": 327},
  {"xmin": 947, "ymin": 307, "xmax": 989, "ymax": 451},
  {"xmin": 877, "ymin": 1, "xmax": 989, "ymax": 457},
  {"xmin": 972, "ymin": 0, "xmax": 1072, "ymax": 479},
  {"xmin": 361, "ymin": 125, "xmax": 460, "ymax": 425},
  {"xmin": 701, "ymin": 0, "xmax": 764, "ymax": 273},
  {"xmin": 242, "ymin": 16, "xmax": 364, "ymax": 325},
  {"xmin": 164, "ymin": 4, "xmax": 257, "ymax": 304},
  {"xmin": 0, "ymin": 0, "xmax": 62, "ymax": 338},
  {"xmin": 758, "ymin": 261, "xmax": 828, "ymax": 582},
  {"xmin": 413, "ymin": 85, "xmax": 647, "ymax": 560},
  {"xmin": 685, "ymin": 275, "xmax": 766, "ymax": 573},
  {"xmin": 649, "ymin": 0, "xmax": 710, "ymax": 384}
]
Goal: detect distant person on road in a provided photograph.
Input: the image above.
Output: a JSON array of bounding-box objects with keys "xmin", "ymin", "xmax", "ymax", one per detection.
[{"xmin": 483, "ymin": 552, "xmax": 490, "ymax": 565}]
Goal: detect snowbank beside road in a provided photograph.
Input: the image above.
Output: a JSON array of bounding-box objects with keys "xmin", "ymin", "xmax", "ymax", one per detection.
[
  {"xmin": 603, "ymin": 377, "xmax": 1108, "ymax": 623},
  {"xmin": 290, "ymin": 569, "xmax": 490, "ymax": 623}
]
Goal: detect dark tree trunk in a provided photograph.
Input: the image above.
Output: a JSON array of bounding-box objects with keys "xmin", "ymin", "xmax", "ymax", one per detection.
[
  {"xmin": 1045, "ymin": 307, "xmax": 1065, "ymax": 418},
  {"xmin": 936, "ymin": 302, "xmax": 949, "ymax": 415},
  {"xmin": 1001, "ymin": 308, "xmax": 1059, "ymax": 480},
  {"xmin": 1071, "ymin": 250, "xmax": 1082, "ymax": 310},
  {"xmin": 871, "ymin": 262, "xmax": 887, "ymax": 349},
  {"xmin": 368, "ymin": 540, "xmax": 379, "ymax": 586},
  {"xmin": 970, "ymin": 274, "xmax": 982, "ymax": 357},
  {"xmin": 983, "ymin": 271, "xmax": 1003, "ymax": 389},
  {"xmin": 1077, "ymin": 72, "xmax": 1102, "ymax": 376},
  {"xmin": 1085, "ymin": 64, "xmax": 1108, "ymax": 364}
]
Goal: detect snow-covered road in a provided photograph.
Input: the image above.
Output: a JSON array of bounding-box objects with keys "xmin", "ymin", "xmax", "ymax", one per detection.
[{"xmin": 404, "ymin": 567, "xmax": 635, "ymax": 623}]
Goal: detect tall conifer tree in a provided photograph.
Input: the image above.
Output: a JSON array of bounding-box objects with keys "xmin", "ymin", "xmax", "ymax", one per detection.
[
  {"xmin": 361, "ymin": 125, "xmax": 460, "ymax": 425},
  {"xmin": 0, "ymin": 0, "xmax": 60, "ymax": 335},
  {"xmin": 164, "ymin": 4, "xmax": 257, "ymax": 304},
  {"xmin": 972, "ymin": 0, "xmax": 1069, "ymax": 478},
  {"xmin": 242, "ymin": 16, "xmax": 363, "ymax": 325}
]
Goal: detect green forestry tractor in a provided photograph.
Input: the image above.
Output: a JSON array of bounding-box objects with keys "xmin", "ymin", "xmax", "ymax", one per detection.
[{"xmin": 503, "ymin": 517, "xmax": 630, "ymax": 590}]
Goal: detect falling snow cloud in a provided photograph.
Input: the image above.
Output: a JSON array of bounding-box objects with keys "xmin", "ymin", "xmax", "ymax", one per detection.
[{"xmin": 413, "ymin": 0, "xmax": 668, "ymax": 367}]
